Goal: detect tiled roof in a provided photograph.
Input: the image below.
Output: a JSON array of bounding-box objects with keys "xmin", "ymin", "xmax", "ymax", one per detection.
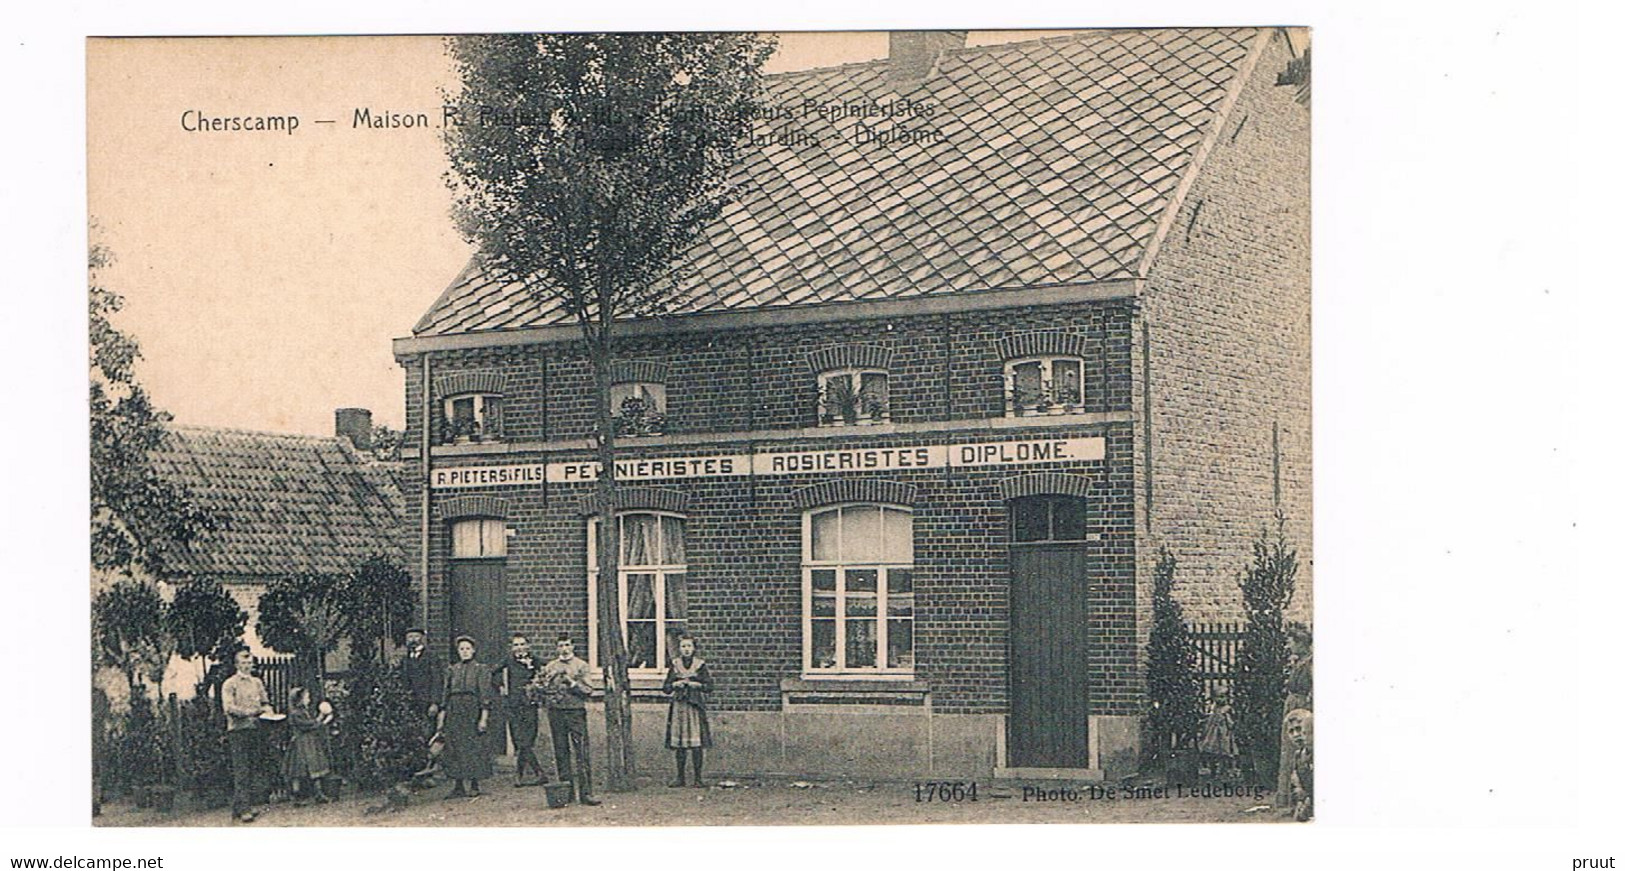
[
  {"xmin": 414, "ymin": 28, "xmax": 1259, "ymax": 337},
  {"xmin": 148, "ymin": 426, "xmax": 412, "ymax": 579}
]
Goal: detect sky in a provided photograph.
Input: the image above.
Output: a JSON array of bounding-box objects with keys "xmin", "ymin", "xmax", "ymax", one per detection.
[{"xmin": 87, "ymin": 32, "xmax": 1072, "ymax": 436}]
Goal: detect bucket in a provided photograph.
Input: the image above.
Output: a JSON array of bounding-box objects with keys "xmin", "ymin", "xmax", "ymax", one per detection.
[{"xmin": 543, "ymin": 782, "xmax": 574, "ymax": 809}]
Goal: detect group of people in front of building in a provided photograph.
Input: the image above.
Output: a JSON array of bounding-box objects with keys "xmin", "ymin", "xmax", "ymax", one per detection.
[{"xmin": 220, "ymin": 626, "xmax": 715, "ymax": 822}]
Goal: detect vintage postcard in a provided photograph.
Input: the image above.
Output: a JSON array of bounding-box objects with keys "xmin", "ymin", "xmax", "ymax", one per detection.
[{"xmin": 86, "ymin": 28, "xmax": 1311, "ymax": 827}]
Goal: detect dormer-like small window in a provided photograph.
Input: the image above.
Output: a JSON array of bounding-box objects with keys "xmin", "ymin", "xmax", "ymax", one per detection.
[
  {"xmin": 817, "ymin": 368, "xmax": 889, "ymax": 426},
  {"xmin": 1005, "ymin": 356, "xmax": 1083, "ymax": 416},
  {"xmin": 442, "ymin": 393, "xmax": 503, "ymax": 444},
  {"xmin": 434, "ymin": 370, "xmax": 508, "ymax": 445},
  {"xmin": 611, "ymin": 381, "xmax": 667, "ymax": 437},
  {"xmin": 609, "ymin": 361, "xmax": 669, "ymax": 437},
  {"xmin": 806, "ymin": 345, "xmax": 893, "ymax": 428}
]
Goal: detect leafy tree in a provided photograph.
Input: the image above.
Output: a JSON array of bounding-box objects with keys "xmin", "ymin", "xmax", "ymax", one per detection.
[
  {"xmin": 92, "ymin": 579, "xmax": 169, "ymax": 693},
  {"xmin": 89, "ymin": 237, "xmax": 215, "ymax": 578},
  {"xmin": 257, "ymin": 572, "xmax": 348, "ymax": 680},
  {"xmin": 1233, "ymin": 512, "xmax": 1300, "ymax": 786},
  {"xmin": 370, "ymin": 424, "xmax": 405, "ymax": 462},
  {"xmin": 341, "ymin": 557, "xmax": 418, "ymax": 667},
  {"xmin": 166, "ymin": 578, "xmax": 247, "ymax": 663},
  {"xmin": 1144, "ymin": 549, "xmax": 1204, "ymax": 772},
  {"xmin": 444, "ymin": 32, "xmax": 775, "ymax": 790}
]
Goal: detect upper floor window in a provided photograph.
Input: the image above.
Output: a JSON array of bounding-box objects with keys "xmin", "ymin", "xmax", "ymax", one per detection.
[
  {"xmin": 450, "ymin": 517, "xmax": 507, "ymax": 558},
  {"xmin": 611, "ymin": 381, "xmax": 667, "ymax": 437},
  {"xmin": 587, "ymin": 512, "xmax": 688, "ymax": 672},
  {"xmin": 802, "ymin": 504, "xmax": 914, "ymax": 675},
  {"xmin": 1005, "ymin": 356, "xmax": 1083, "ymax": 417},
  {"xmin": 441, "ymin": 393, "xmax": 503, "ymax": 444},
  {"xmin": 817, "ymin": 368, "xmax": 890, "ymax": 427}
]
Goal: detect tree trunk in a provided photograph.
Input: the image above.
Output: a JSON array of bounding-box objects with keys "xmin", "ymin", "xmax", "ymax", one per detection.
[{"xmin": 592, "ymin": 337, "xmax": 636, "ymax": 791}]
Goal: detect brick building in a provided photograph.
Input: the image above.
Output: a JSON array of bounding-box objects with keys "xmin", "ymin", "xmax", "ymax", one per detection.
[{"xmin": 392, "ymin": 28, "xmax": 1309, "ymax": 780}]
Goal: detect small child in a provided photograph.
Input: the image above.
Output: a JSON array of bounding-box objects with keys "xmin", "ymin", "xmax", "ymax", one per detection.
[
  {"xmin": 283, "ymin": 687, "xmax": 333, "ymax": 805},
  {"xmin": 1285, "ymin": 709, "xmax": 1313, "ymax": 821},
  {"xmin": 1198, "ymin": 689, "xmax": 1238, "ymax": 780}
]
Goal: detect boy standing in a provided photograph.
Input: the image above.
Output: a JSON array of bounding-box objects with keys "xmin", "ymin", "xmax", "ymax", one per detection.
[
  {"xmin": 494, "ymin": 633, "xmax": 548, "ymax": 787},
  {"xmin": 538, "ymin": 635, "xmax": 600, "ymax": 806}
]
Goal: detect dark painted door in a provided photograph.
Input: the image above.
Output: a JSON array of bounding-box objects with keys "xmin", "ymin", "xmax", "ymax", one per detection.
[
  {"xmin": 1008, "ymin": 542, "xmax": 1090, "ymax": 768},
  {"xmin": 448, "ymin": 559, "xmax": 509, "ymax": 669},
  {"xmin": 449, "ymin": 558, "xmax": 509, "ymax": 756}
]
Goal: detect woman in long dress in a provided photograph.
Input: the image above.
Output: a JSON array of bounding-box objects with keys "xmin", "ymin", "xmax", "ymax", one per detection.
[
  {"xmin": 437, "ymin": 636, "xmax": 493, "ymax": 798},
  {"xmin": 663, "ymin": 634, "xmax": 713, "ymax": 787}
]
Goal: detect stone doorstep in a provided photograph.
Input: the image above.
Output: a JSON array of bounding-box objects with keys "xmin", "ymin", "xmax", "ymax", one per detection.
[{"xmin": 992, "ymin": 766, "xmax": 1105, "ymax": 783}]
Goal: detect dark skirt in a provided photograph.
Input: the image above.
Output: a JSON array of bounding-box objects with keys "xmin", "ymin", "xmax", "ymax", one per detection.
[
  {"xmin": 282, "ymin": 730, "xmax": 331, "ymax": 781},
  {"xmin": 441, "ymin": 694, "xmax": 493, "ymax": 780},
  {"xmin": 666, "ymin": 701, "xmax": 712, "ymax": 749}
]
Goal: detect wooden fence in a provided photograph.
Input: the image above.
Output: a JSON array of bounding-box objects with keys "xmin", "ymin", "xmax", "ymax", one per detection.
[
  {"xmin": 1187, "ymin": 621, "xmax": 1244, "ymax": 704},
  {"xmin": 254, "ymin": 653, "xmax": 321, "ymax": 711}
]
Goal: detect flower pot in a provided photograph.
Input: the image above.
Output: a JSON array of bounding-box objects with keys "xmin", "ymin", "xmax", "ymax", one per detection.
[{"xmin": 543, "ymin": 781, "xmax": 574, "ymax": 809}]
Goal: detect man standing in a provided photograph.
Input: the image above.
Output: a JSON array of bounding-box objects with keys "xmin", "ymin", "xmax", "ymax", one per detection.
[
  {"xmin": 221, "ymin": 648, "xmax": 273, "ymax": 823},
  {"xmin": 538, "ymin": 635, "xmax": 600, "ymax": 806},
  {"xmin": 399, "ymin": 628, "xmax": 441, "ymax": 780},
  {"xmin": 493, "ymin": 633, "xmax": 548, "ymax": 787}
]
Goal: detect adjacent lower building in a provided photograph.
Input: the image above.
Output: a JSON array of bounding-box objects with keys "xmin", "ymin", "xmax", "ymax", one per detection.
[{"xmin": 393, "ymin": 28, "xmax": 1310, "ymax": 780}]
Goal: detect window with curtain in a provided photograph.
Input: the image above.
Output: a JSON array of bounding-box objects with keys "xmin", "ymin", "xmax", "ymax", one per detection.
[
  {"xmin": 802, "ymin": 504, "xmax": 914, "ymax": 674},
  {"xmin": 587, "ymin": 512, "xmax": 688, "ymax": 671},
  {"xmin": 1003, "ymin": 356, "xmax": 1083, "ymax": 416}
]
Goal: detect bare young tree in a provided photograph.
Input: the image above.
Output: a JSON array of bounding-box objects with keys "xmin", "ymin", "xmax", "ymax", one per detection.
[{"xmin": 443, "ymin": 33, "xmax": 774, "ymax": 790}]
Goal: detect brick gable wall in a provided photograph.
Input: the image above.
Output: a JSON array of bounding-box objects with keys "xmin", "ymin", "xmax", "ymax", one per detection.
[{"xmin": 1140, "ymin": 29, "xmax": 1313, "ymax": 624}]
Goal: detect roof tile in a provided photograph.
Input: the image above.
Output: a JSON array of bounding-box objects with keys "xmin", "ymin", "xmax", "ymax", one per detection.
[{"xmin": 414, "ymin": 28, "xmax": 1256, "ymax": 335}]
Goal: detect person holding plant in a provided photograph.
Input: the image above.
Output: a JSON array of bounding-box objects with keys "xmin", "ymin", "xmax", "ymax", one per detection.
[
  {"xmin": 282, "ymin": 686, "xmax": 332, "ymax": 805},
  {"xmin": 437, "ymin": 635, "xmax": 494, "ymax": 798},
  {"xmin": 221, "ymin": 648, "xmax": 273, "ymax": 823},
  {"xmin": 536, "ymin": 634, "xmax": 599, "ymax": 806},
  {"xmin": 493, "ymin": 633, "xmax": 549, "ymax": 788},
  {"xmin": 662, "ymin": 633, "xmax": 713, "ymax": 788}
]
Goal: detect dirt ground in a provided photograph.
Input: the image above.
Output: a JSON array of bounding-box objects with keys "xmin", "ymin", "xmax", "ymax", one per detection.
[{"xmin": 97, "ymin": 763, "xmax": 1293, "ymax": 827}]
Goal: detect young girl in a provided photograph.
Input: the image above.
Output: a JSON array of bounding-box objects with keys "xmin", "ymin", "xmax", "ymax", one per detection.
[
  {"xmin": 662, "ymin": 634, "xmax": 713, "ymax": 788},
  {"xmin": 1198, "ymin": 687, "xmax": 1238, "ymax": 780},
  {"xmin": 283, "ymin": 687, "xmax": 333, "ymax": 805}
]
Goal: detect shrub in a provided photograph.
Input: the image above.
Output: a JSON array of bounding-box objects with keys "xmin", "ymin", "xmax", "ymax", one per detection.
[
  {"xmin": 1144, "ymin": 549, "xmax": 1204, "ymax": 772},
  {"xmin": 111, "ymin": 685, "xmax": 171, "ymax": 791},
  {"xmin": 340, "ymin": 662, "xmax": 428, "ymax": 791},
  {"xmin": 177, "ymin": 692, "xmax": 230, "ymax": 802},
  {"xmin": 1233, "ymin": 513, "xmax": 1300, "ymax": 786}
]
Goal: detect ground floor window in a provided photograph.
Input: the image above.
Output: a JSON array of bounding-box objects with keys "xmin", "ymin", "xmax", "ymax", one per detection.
[
  {"xmin": 587, "ymin": 511, "xmax": 688, "ymax": 672},
  {"xmin": 802, "ymin": 503, "xmax": 914, "ymax": 675}
]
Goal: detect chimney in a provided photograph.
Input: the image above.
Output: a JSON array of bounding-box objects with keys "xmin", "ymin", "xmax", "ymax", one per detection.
[
  {"xmin": 887, "ymin": 31, "xmax": 967, "ymax": 88},
  {"xmin": 335, "ymin": 408, "xmax": 373, "ymax": 453}
]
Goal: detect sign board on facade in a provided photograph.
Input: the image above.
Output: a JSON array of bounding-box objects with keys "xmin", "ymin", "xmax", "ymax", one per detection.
[{"xmin": 429, "ymin": 436, "xmax": 1106, "ymax": 489}]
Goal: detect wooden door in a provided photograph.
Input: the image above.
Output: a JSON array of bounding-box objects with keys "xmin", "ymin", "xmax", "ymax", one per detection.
[
  {"xmin": 448, "ymin": 559, "xmax": 509, "ymax": 668},
  {"xmin": 1008, "ymin": 496, "xmax": 1090, "ymax": 768}
]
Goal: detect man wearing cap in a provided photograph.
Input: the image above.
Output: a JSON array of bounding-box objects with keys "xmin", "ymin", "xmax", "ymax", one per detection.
[{"xmin": 398, "ymin": 628, "xmax": 441, "ymax": 780}]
